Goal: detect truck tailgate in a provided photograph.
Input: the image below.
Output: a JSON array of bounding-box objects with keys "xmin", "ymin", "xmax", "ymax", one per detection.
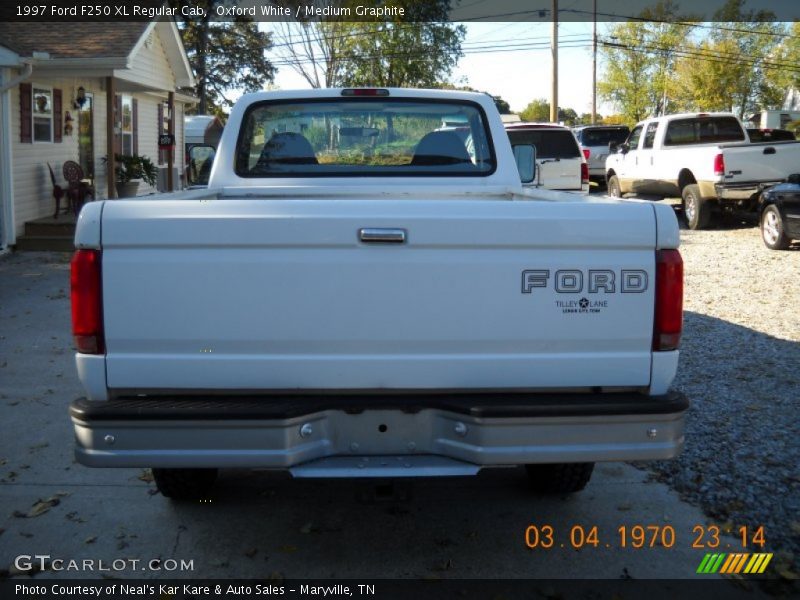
[
  {"xmin": 722, "ymin": 142, "xmax": 800, "ymax": 183},
  {"xmin": 100, "ymin": 199, "xmax": 657, "ymax": 392}
]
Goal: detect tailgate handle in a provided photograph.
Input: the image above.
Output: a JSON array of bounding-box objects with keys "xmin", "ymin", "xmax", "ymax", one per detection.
[
  {"xmin": 763, "ymin": 147, "xmax": 776, "ymax": 155},
  {"xmin": 359, "ymin": 228, "xmax": 406, "ymax": 244}
]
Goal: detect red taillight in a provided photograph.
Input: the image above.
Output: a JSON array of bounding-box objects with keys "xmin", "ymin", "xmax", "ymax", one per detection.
[
  {"xmin": 70, "ymin": 249, "xmax": 104, "ymax": 354},
  {"xmin": 713, "ymin": 153, "xmax": 725, "ymax": 176},
  {"xmin": 581, "ymin": 162, "xmax": 589, "ymax": 184},
  {"xmin": 653, "ymin": 249, "xmax": 683, "ymax": 351},
  {"xmin": 582, "ymin": 148, "xmax": 591, "ymax": 160}
]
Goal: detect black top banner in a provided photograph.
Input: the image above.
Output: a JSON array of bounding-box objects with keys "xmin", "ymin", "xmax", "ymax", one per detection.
[{"xmin": 0, "ymin": 0, "xmax": 798, "ymax": 23}]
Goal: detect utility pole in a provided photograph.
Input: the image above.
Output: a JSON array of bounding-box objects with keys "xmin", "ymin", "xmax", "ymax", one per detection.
[
  {"xmin": 550, "ymin": 0, "xmax": 558, "ymax": 123},
  {"xmin": 592, "ymin": 0, "xmax": 597, "ymax": 125}
]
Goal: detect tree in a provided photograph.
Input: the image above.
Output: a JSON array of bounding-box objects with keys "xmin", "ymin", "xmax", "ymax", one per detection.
[
  {"xmin": 598, "ymin": 0, "xmax": 695, "ymax": 122},
  {"xmin": 558, "ymin": 107, "xmax": 578, "ymax": 126},
  {"xmin": 272, "ymin": 6, "xmax": 355, "ymax": 89},
  {"xmin": 578, "ymin": 112, "xmax": 604, "ymax": 125},
  {"xmin": 765, "ymin": 21, "xmax": 800, "ymax": 109},
  {"xmin": 337, "ymin": 2, "xmax": 466, "ymax": 88},
  {"xmin": 435, "ymin": 83, "xmax": 511, "ymax": 114},
  {"xmin": 671, "ymin": 0, "xmax": 784, "ymax": 117},
  {"xmin": 519, "ymin": 98, "xmax": 550, "ymax": 122},
  {"xmin": 170, "ymin": 0, "xmax": 275, "ymax": 115}
]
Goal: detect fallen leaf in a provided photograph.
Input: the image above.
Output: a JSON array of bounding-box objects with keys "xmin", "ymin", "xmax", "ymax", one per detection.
[
  {"xmin": 790, "ymin": 522, "xmax": 800, "ymax": 535},
  {"xmin": 137, "ymin": 470, "xmax": 154, "ymax": 483},
  {"xmin": 279, "ymin": 545, "xmax": 297, "ymax": 553},
  {"xmin": 84, "ymin": 536, "xmax": 97, "ymax": 544},
  {"xmin": 244, "ymin": 548, "xmax": 258, "ymax": 558},
  {"xmin": 14, "ymin": 495, "xmax": 63, "ymax": 518},
  {"xmin": 65, "ymin": 511, "xmax": 86, "ymax": 523},
  {"xmin": 299, "ymin": 522, "xmax": 314, "ymax": 534},
  {"xmin": 617, "ymin": 503, "xmax": 633, "ymax": 511}
]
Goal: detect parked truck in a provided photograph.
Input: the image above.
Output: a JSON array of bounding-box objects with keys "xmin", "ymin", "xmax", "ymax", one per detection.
[
  {"xmin": 69, "ymin": 88, "xmax": 687, "ymax": 500},
  {"xmin": 605, "ymin": 112, "xmax": 800, "ymax": 229}
]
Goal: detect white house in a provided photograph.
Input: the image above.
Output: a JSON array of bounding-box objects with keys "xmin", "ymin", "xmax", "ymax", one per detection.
[{"xmin": 0, "ymin": 21, "xmax": 196, "ymax": 250}]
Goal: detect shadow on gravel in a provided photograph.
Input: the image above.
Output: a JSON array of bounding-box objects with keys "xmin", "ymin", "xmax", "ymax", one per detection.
[{"xmin": 642, "ymin": 310, "xmax": 800, "ymax": 569}]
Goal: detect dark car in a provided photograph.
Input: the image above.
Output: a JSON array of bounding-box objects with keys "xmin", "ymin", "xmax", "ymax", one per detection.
[
  {"xmin": 759, "ymin": 174, "xmax": 800, "ymax": 250},
  {"xmin": 747, "ymin": 128, "xmax": 797, "ymax": 143}
]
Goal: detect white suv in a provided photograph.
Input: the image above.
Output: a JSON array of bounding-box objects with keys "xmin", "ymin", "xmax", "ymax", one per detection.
[{"xmin": 505, "ymin": 123, "xmax": 589, "ymax": 193}]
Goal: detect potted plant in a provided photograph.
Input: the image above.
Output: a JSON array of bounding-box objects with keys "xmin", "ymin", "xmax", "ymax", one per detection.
[{"xmin": 103, "ymin": 153, "xmax": 158, "ymax": 198}]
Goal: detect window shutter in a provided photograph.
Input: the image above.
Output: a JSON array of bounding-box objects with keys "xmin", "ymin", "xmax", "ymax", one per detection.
[
  {"xmin": 113, "ymin": 95, "xmax": 122, "ymax": 156},
  {"xmin": 132, "ymin": 98, "xmax": 138, "ymax": 155},
  {"xmin": 157, "ymin": 102, "xmax": 164, "ymax": 164},
  {"xmin": 53, "ymin": 88, "xmax": 63, "ymax": 143},
  {"xmin": 19, "ymin": 83, "xmax": 32, "ymax": 143}
]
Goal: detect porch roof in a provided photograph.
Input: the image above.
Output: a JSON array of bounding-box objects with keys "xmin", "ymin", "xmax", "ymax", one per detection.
[{"xmin": 0, "ymin": 21, "xmax": 194, "ymax": 90}]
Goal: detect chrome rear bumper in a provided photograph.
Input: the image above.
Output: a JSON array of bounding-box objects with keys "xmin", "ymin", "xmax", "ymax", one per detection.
[{"xmin": 70, "ymin": 392, "xmax": 688, "ymax": 473}]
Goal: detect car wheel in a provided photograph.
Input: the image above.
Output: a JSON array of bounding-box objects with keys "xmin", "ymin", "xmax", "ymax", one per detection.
[
  {"xmin": 607, "ymin": 175, "xmax": 622, "ymax": 198},
  {"xmin": 525, "ymin": 462, "xmax": 594, "ymax": 494},
  {"xmin": 681, "ymin": 184, "xmax": 711, "ymax": 230},
  {"xmin": 152, "ymin": 468, "xmax": 218, "ymax": 501},
  {"xmin": 761, "ymin": 205, "xmax": 791, "ymax": 250}
]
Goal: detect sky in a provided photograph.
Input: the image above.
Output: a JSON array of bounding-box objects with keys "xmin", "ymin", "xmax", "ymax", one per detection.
[{"xmin": 256, "ymin": 21, "xmax": 613, "ymax": 117}]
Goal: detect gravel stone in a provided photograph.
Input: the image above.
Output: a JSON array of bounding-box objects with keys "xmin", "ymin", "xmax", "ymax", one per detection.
[{"xmin": 642, "ymin": 212, "xmax": 800, "ymax": 566}]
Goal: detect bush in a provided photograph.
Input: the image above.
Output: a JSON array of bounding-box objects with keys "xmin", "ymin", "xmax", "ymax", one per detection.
[{"xmin": 103, "ymin": 154, "xmax": 158, "ymax": 186}]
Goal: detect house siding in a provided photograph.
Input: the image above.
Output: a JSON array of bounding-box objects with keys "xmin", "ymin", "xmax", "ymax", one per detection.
[
  {"xmin": 7, "ymin": 23, "xmax": 192, "ymax": 240},
  {"xmin": 122, "ymin": 28, "xmax": 176, "ymax": 93}
]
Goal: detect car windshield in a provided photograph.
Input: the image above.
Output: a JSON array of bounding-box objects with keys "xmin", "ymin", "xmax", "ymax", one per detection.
[
  {"xmin": 235, "ymin": 99, "xmax": 495, "ymax": 177},
  {"xmin": 579, "ymin": 128, "xmax": 630, "ymax": 146},
  {"xmin": 506, "ymin": 129, "xmax": 580, "ymax": 159}
]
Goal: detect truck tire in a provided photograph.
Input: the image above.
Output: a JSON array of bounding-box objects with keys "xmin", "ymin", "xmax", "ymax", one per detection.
[
  {"xmin": 525, "ymin": 462, "xmax": 594, "ymax": 494},
  {"xmin": 681, "ymin": 184, "xmax": 711, "ymax": 230},
  {"xmin": 152, "ymin": 468, "xmax": 218, "ymax": 501},
  {"xmin": 761, "ymin": 205, "xmax": 791, "ymax": 250},
  {"xmin": 607, "ymin": 175, "xmax": 622, "ymax": 198}
]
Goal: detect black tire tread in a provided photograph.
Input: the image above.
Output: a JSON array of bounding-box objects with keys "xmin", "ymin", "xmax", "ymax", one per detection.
[
  {"xmin": 607, "ymin": 175, "xmax": 622, "ymax": 197},
  {"xmin": 525, "ymin": 462, "xmax": 594, "ymax": 494},
  {"xmin": 761, "ymin": 205, "xmax": 791, "ymax": 250},
  {"xmin": 682, "ymin": 183, "xmax": 711, "ymax": 230}
]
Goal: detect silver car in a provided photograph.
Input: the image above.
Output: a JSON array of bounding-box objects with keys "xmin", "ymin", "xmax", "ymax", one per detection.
[{"xmin": 572, "ymin": 125, "xmax": 630, "ymax": 183}]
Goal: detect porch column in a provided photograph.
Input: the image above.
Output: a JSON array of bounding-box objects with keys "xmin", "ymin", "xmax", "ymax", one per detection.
[
  {"xmin": 167, "ymin": 91, "xmax": 174, "ymax": 191},
  {"xmin": 105, "ymin": 76, "xmax": 117, "ymax": 199}
]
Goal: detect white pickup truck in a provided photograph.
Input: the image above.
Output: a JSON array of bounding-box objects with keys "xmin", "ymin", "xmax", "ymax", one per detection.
[
  {"xmin": 69, "ymin": 88, "xmax": 687, "ymax": 500},
  {"xmin": 605, "ymin": 112, "xmax": 800, "ymax": 229}
]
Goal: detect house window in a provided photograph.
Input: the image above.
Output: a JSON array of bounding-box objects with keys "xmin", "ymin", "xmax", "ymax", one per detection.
[
  {"xmin": 32, "ymin": 87, "xmax": 53, "ymax": 142},
  {"xmin": 120, "ymin": 95, "xmax": 133, "ymax": 155}
]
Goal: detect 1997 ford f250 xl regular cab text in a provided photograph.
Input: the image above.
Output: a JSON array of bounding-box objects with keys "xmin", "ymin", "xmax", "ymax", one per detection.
[{"xmin": 69, "ymin": 88, "xmax": 687, "ymax": 499}]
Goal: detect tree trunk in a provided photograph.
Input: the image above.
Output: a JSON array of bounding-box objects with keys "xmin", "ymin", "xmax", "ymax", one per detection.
[{"xmin": 198, "ymin": 18, "xmax": 209, "ymax": 114}]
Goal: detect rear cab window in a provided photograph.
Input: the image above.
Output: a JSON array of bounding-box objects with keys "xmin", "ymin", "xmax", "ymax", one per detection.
[
  {"xmin": 664, "ymin": 116, "xmax": 745, "ymax": 146},
  {"xmin": 234, "ymin": 99, "xmax": 496, "ymax": 178},
  {"xmin": 578, "ymin": 127, "xmax": 630, "ymax": 146},
  {"xmin": 505, "ymin": 129, "xmax": 581, "ymax": 159}
]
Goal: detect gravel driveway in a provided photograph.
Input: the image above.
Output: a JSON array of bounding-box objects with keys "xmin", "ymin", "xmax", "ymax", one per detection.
[{"xmin": 643, "ymin": 207, "xmax": 800, "ymax": 579}]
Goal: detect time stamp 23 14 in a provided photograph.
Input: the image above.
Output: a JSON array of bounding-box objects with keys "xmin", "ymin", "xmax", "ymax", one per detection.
[{"xmin": 524, "ymin": 524, "xmax": 767, "ymax": 550}]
